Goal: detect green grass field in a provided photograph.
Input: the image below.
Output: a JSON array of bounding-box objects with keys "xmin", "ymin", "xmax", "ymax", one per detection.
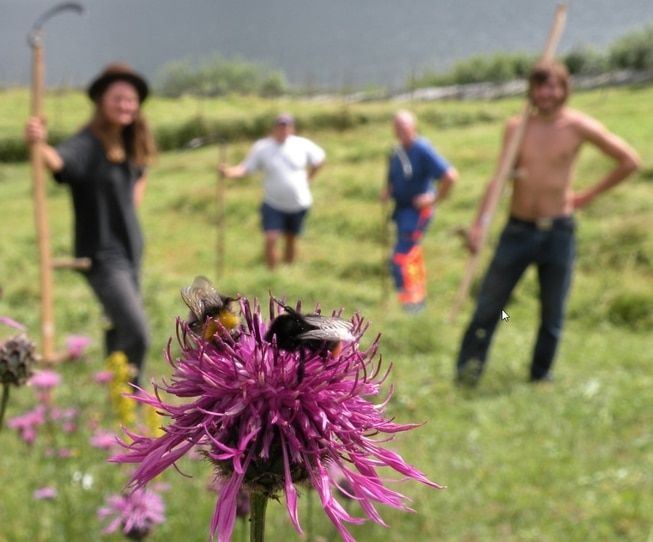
[{"xmin": 1, "ymin": 85, "xmax": 652, "ymax": 541}]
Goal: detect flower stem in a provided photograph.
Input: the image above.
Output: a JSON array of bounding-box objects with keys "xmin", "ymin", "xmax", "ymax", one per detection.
[
  {"xmin": 249, "ymin": 492, "xmax": 268, "ymax": 542},
  {"xmin": 0, "ymin": 384, "xmax": 9, "ymax": 433}
]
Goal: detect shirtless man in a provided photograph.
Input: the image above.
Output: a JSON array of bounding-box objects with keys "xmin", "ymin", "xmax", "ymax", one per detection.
[{"xmin": 455, "ymin": 59, "xmax": 640, "ymax": 386}]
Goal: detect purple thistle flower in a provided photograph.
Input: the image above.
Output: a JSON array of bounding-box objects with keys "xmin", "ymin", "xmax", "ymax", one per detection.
[
  {"xmin": 111, "ymin": 297, "xmax": 442, "ymax": 542},
  {"xmin": 98, "ymin": 487, "xmax": 165, "ymax": 540}
]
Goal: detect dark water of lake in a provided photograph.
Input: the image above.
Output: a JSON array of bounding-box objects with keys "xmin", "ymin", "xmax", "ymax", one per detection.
[{"xmin": 2, "ymin": 0, "xmax": 653, "ymax": 90}]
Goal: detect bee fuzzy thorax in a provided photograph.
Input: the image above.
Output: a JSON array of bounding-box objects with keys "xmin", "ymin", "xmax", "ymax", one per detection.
[{"xmin": 180, "ymin": 276, "xmax": 241, "ymax": 341}]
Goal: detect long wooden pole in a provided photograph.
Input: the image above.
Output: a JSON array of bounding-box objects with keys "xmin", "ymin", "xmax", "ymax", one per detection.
[
  {"xmin": 29, "ymin": 32, "xmax": 57, "ymax": 363},
  {"xmin": 380, "ymin": 154, "xmax": 392, "ymax": 304},
  {"xmin": 380, "ymin": 197, "xmax": 390, "ymax": 304},
  {"xmin": 216, "ymin": 141, "xmax": 227, "ymax": 279},
  {"xmin": 449, "ymin": 2, "xmax": 568, "ymax": 323}
]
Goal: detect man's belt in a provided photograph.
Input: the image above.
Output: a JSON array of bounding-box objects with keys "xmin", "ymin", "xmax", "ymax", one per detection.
[{"xmin": 509, "ymin": 215, "xmax": 575, "ymax": 231}]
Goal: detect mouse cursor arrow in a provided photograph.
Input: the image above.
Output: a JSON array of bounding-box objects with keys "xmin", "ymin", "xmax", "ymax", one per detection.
[{"xmin": 501, "ymin": 310, "xmax": 510, "ymax": 322}]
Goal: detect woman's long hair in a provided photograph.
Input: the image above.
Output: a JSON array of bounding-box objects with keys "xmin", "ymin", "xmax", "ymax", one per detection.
[{"xmin": 89, "ymin": 106, "xmax": 156, "ymax": 168}]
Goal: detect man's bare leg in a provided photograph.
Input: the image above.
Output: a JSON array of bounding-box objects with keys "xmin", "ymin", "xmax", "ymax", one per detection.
[
  {"xmin": 284, "ymin": 233, "xmax": 297, "ymax": 265},
  {"xmin": 264, "ymin": 232, "xmax": 280, "ymax": 270}
]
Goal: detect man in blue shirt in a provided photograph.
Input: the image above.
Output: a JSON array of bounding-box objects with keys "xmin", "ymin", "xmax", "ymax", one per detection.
[{"xmin": 381, "ymin": 110, "xmax": 458, "ymax": 312}]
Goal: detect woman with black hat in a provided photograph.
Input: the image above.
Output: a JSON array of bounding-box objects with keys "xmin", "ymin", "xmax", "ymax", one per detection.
[{"xmin": 25, "ymin": 62, "xmax": 156, "ymax": 385}]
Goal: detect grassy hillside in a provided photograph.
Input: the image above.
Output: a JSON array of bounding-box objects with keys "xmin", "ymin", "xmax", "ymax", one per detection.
[{"xmin": 0, "ymin": 85, "xmax": 652, "ymax": 541}]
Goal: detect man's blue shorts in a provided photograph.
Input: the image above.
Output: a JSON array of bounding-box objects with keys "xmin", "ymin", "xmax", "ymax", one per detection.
[{"xmin": 261, "ymin": 202, "xmax": 309, "ymax": 235}]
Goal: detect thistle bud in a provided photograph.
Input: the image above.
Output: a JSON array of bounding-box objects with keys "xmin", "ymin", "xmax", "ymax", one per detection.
[{"xmin": 0, "ymin": 334, "xmax": 37, "ymax": 387}]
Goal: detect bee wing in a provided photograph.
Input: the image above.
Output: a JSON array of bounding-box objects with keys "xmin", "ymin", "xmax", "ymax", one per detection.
[
  {"xmin": 189, "ymin": 275, "xmax": 219, "ymax": 296},
  {"xmin": 180, "ymin": 275, "xmax": 225, "ymax": 320},
  {"xmin": 298, "ymin": 316, "xmax": 355, "ymax": 342}
]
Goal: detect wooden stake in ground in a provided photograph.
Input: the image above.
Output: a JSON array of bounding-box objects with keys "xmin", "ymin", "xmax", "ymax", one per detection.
[
  {"xmin": 178, "ymin": 134, "xmax": 227, "ymax": 280},
  {"xmin": 448, "ymin": 2, "xmax": 568, "ymax": 323},
  {"xmin": 27, "ymin": 2, "xmax": 85, "ymax": 363}
]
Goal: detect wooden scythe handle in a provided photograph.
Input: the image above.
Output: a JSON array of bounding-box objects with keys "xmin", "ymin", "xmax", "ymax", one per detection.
[
  {"xmin": 448, "ymin": 3, "xmax": 568, "ymax": 323},
  {"xmin": 29, "ymin": 35, "xmax": 57, "ymax": 362}
]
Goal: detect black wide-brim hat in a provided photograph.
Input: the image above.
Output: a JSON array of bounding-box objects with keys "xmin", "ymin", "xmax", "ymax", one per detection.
[{"xmin": 87, "ymin": 62, "xmax": 149, "ymax": 103}]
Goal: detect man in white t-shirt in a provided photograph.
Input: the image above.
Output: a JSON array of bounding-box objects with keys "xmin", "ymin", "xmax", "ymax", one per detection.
[{"xmin": 219, "ymin": 113, "xmax": 326, "ymax": 269}]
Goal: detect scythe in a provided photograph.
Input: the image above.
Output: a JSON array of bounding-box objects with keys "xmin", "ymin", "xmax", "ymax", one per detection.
[{"xmin": 27, "ymin": 2, "xmax": 86, "ymax": 363}]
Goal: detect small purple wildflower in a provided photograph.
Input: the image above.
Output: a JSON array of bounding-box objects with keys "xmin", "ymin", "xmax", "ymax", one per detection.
[
  {"xmin": 90, "ymin": 430, "xmax": 120, "ymax": 451},
  {"xmin": 50, "ymin": 407, "xmax": 78, "ymax": 433},
  {"xmin": 66, "ymin": 334, "xmax": 92, "ymax": 359},
  {"xmin": 98, "ymin": 487, "xmax": 165, "ymax": 539},
  {"xmin": 7, "ymin": 404, "xmax": 46, "ymax": 444},
  {"xmin": 29, "ymin": 369, "xmax": 62, "ymax": 405},
  {"xmin": 111, "ymin": 297, "xmax": 442, "ymax": 542},
  {"xmin": 33, "ymin": 486, "xmax": 58, "ymax": 500},
  {"xmin": 29, "ymin": 369, "xmax": 62, "ymax": 390},
  {"xmin": 94, "ymin": 370, "xmax": 114, "ymax": 384}
]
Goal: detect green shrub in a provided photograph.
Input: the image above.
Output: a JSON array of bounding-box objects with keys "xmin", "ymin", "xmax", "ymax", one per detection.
[
  {"xmin": 410, "ymin": 25, "xmax": 653, "ymax": 88},
  {"xmin": 155, "ymin": 54, "xmax": 288, "ymax": 98},
  {"xmin": 608, "ymin": 24, "xmax": 653, "ymax": 70},
  {"xmin": 259, "ymin": 72, "xmax": 288, "ymax": 98},
  {"xmin": 0, "ymin": 130, "xmax": 69, "ymax": 163},
  {"xmin": 563, "ymin": 46, "xmax": 610, "ymax": 75},
  {"xmin": 414, "ymin": 52, "xmax": 537, "ymax": 87}
]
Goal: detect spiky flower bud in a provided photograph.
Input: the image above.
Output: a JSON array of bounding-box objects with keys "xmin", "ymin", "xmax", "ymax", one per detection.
[{"xmin": 0, "ymin": 334, "xmax": 37, "ymax": 387}]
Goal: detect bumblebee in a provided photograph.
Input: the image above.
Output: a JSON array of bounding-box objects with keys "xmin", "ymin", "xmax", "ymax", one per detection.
[
  {"xmin": 180, "ymin": 275, "xmax": 240, "ymax": 342},
  {"xmin": 265, "ymin": 300, "xmax": 355, "ymax": 380}
]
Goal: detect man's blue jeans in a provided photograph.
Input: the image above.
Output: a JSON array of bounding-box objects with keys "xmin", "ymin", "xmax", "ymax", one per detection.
[{"xmin": 456, "ymin": 216, "xmax": 576, "ymax": 381}]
